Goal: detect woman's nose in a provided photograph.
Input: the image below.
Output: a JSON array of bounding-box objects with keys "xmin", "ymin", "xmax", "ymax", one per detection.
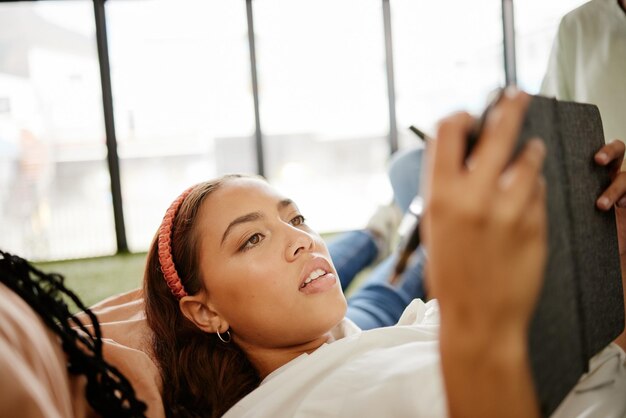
[{"xmin": 285, "ymin": 229, "xmax": 314, "ymax": 260}]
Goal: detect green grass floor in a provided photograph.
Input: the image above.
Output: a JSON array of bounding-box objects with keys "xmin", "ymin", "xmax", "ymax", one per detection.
[{"xmin": 35, "ymin": 252, "xmax": 147, "ymax": 311}]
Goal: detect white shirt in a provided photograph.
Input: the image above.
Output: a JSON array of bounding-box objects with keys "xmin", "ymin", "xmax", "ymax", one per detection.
[
  {"xmin": 540, "ymin": 0, "xmax": 626, "ymax": 145},
  {"xmin": 224, "ymin": 299, "xmax": 446, "ymax": 417},
  {"xmin": 223, "ymin": 299, "xmax": 626, "ymax": 418}
]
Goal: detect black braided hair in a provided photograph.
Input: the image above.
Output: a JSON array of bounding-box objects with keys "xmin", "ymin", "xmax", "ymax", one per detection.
[{"xmin": 0, "ymin": 249, "xmax": 147, "ymax": 418}]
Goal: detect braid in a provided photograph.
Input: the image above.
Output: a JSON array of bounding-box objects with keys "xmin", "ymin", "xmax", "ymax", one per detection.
[{"xmin": 0, "ymin": 249, "xmax": 147, "ymax": 418}]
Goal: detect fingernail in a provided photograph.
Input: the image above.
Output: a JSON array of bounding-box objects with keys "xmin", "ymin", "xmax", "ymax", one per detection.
[
  {"xmin": 618, "ymin": 196, "xmax": 626, "ymax": 207},
  {"xmin": 504, "ymin": 85, "xmax": 519, "ymax": 98},
  {"xmin": 596, "ymin": 152, "xmax": 609, "ymax": 164},
  {"xmin": 530, "ymin": 139, "xmax": 546, "ymax": 158},
  {"xmin": 598, "ymin": 196, "xmax": 611, "ymax": 209}
]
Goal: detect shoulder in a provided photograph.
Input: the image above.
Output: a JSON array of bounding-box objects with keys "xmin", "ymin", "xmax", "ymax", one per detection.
[{"xmin": 560, "ymin": 0, "xmax": 618, "ymax": 30}]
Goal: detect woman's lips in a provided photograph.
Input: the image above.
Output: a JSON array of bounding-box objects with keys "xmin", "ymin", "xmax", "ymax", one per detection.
[{"xmin": 299, "ymin": 272, "xmax": 337, "ymax": 295}]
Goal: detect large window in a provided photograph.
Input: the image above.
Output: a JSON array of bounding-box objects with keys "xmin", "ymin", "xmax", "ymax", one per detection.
[
  {"xmin": 1, "ymin": 0, "xmax": 593, "ymax": 261},
  {"xmin": 106, "ymin": 0, "xmax": 256, "ymax": 251},
  {"xmin": 514, "ymin": 0, "xmax": 588, "ymax": 94},
  {"xmin": 392, "ymin": 0, "xmax": 505, "ymax": 147},
  {"xmin": 254, "ymin": 0, "xmax": 392, "ymax": 232},
  {"xmin": 0, "ymin": 1, "xmax": 115, "ymax": 260}
]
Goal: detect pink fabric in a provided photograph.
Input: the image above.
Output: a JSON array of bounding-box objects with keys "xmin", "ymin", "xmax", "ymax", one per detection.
[{"xmin": 0, "ymin": 282, "xmax": 93, "ymax": 418}]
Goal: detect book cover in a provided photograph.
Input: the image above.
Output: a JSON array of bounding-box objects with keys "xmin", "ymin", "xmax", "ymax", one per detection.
[{"xmin": 519, "ymin": 95, "xmax": 624, "ymax": 416}]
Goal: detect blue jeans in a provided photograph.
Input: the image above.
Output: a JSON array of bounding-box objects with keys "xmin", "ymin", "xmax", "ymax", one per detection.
[
  {"xmin": 327, "ymin": 146, "xmax": 427, "ymax": 330},
  {"xmin": 327, "ymin": 230, "xmax": 426, "ymax": 330}
]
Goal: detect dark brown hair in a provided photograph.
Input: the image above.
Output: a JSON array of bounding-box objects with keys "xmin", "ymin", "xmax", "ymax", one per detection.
[{"xmin": 144, "ymin": 175, "xmax": 261, "ymax": 418}]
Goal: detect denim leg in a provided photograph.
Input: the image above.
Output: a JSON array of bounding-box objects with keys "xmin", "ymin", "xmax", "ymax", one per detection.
[
  {"xmin": 330, "ymin": 148, "xmax": 425, "ymax": 329},
  {"xmin": 347, "ymin": 248, "xmax": 426, "ymax": 330},
  {"xmin": 327, "ymin": 230, "xmax": 378, "ymax": 290},
  {"xmin": 388, "ymin": 147, "xmax": 424, "ymax": 213}
]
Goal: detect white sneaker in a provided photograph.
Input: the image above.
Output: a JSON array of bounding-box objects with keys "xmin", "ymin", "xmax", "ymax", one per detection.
[{"xmin": 366, "ymin": 202, "xmax": 402, "ymax": 263}]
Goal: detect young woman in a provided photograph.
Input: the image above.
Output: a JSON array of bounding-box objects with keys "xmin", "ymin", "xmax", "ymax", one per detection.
[{"xmin": 143, "ymin": 90, "xmax": 626, "ymax": 417}]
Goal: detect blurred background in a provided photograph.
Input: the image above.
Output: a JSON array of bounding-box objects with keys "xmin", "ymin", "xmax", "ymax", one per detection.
[{"xmin": 0, "ymin": 0, "xmax": 587, "ymax": 263}]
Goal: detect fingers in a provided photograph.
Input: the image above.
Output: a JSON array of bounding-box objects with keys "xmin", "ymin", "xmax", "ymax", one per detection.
[
  {"xmin": 595, "ymin": 140, "xmax": 626, "ymax": 210},
  {"xmin": 498, "ymin": 139, "xmax": 547, "ymax": 219},
  {"xmin": 595, "ymin": 139, "xmax": 625, "ymax": 176},
  {"xmin": 597, "ymin": 171, "xmax": 626, "ymax": 210},
  {"xmin": 471, "ymin": 89, "xmax": 531, "ymax": 186},
  {"xmin": 431, "ymin": 112, "xmax": 475, "ymax": 183}
]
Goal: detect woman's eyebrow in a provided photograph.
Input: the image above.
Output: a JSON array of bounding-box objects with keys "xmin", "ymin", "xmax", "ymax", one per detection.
[
  {"xmin": 278, "ymin": 198, "xmax": 295, "ymax": 209},
  {"xmin": 220, "ymin": 200, "xmax": 296, "ymax": 246},
  {"xmin": 221, "ymin": 212, "xmax": 263, "ymax": 246}
]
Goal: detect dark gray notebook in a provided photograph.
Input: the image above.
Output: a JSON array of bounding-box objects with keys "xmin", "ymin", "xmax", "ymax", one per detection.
[{"xmin": 518, "ymin": 95, "xmax": 624, "ymax": 416}]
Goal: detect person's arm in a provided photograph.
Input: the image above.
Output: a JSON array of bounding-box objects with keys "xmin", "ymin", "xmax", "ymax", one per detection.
[
  {"xmin": 594, "ymin": 139, "xmax": 626, "ymax": 351},
  {"xmin": 422, "ymin": 89, "xmax": 545, "ymax": 418}
]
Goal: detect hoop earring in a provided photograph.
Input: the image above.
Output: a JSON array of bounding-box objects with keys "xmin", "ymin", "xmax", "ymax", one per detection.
[{"xmin": 216, "ymin": 330, "xmax": 231, "ymax": 344}]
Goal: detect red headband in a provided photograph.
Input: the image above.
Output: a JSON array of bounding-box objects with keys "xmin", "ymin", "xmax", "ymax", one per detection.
[{"xmin": 157, "ymin": 186, "xmax": 195, "ymax": 299}]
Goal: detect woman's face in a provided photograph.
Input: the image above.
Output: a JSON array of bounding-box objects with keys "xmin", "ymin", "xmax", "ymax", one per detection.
[{"xmin": 195, "ymin": 177, "xmax": 347, "ymax": 349}]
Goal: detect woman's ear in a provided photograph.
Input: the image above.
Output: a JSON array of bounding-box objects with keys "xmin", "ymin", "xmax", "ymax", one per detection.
[{"xmin": 179, "ymin": 293, "xmax": 229, "ymax": 334}]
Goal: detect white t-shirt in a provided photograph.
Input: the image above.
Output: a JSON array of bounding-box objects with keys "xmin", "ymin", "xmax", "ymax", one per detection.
[
  {"xmin": 540, "ymin": 0, "xmax": 626, "ymax": 145},
  {"xmin": 224, "ymin": 299, "xmax": 626, "ymax": 417}
]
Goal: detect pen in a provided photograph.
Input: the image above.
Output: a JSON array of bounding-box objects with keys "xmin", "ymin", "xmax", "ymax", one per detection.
[
  {"xmin": 389, "ymin": 88, "xmax": 505, "ymax": 285},
  {"xmin": 409, "ymin": 125, "xmax": 432, "ymax": 142}
]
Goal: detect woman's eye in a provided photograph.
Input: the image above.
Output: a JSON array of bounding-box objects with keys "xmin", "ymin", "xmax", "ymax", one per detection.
[
  {"xmin": 240, "ymin": 233, "xmax": 264, "ymax": 251},
  {"xmin": 290, "ymin": 215, "xmax": 306, "ymax": 226}
]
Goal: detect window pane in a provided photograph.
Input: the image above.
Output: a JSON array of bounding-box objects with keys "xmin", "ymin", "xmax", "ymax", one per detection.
[
  {"xmin": 393, "ymin": 0, "xmax": 504, "ymax": 146},
  {"xmin": 0, "ymin": 1, "xmax": 115, "ymax": 261},
  {"xmin": 107, "ymin": 0, "xmax": 256, "ymax": 251},
  {"xmin": 515, "ymin": 0, "xmax": 588, "ymax": 94},
  {"xmin": 254, "ymin": 0, "xmax": 392, "ymax": 232}
]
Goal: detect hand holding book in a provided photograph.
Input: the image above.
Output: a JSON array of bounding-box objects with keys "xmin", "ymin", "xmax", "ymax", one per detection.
[
  {"xmin": 425, "ymin": 89, "xmax": 545, "ymax": 418},
  {"xmin": 413, "ymin": 89, "xmax": 625, "ymax": 417},
  {"xmin": 593, "ymin": 139, "xmax": 626, "ymax": 351}
]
